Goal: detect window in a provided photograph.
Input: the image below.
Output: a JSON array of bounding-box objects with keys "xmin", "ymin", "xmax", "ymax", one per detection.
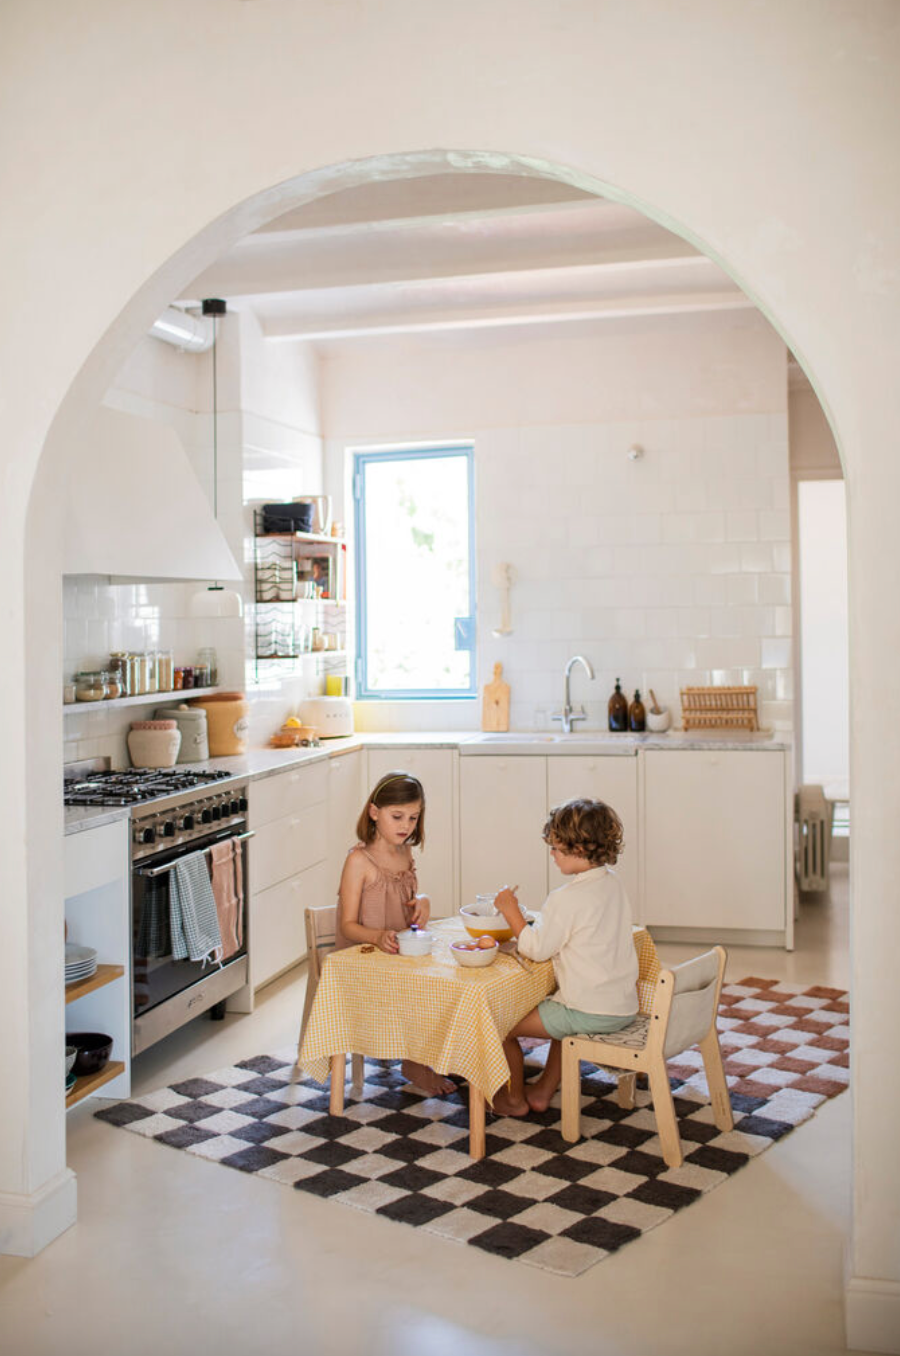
[{"xmin": 353, "ymin": 445, "xmax": 475, "ymax": 699}]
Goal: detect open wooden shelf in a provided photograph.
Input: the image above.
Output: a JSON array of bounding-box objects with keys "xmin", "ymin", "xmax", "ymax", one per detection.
[
  {"xmin": 65, "ymin": 963, "xmax": 124, "ymax": 1005},
  {"xmin": 66, "ymin": 1060, "xmax": 125, "ymax": 1109},
  {"xmin": 63, "ymin": 685, "xmax": 221, "ymax": 717}
]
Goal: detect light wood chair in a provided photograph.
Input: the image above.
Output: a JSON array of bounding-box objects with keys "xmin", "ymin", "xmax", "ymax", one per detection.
[
  {"xmin": 296, "ymin": 904, "xmax": 364, "ymax": 1096},
  {"xmin": 560, "ymin": 945, "xmax": 733, "ymax": 1168}
]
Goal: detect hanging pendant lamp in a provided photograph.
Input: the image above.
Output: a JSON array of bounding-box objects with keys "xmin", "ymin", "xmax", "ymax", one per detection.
[{"xmin": 189, "ymin": 298, "xmax": 244, "ymax": 618}]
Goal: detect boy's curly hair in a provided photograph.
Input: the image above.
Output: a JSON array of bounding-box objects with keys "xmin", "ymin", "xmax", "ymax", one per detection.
[{"xmin": 542, "ymin": 797, "xmax": 624, "ymax": 866}]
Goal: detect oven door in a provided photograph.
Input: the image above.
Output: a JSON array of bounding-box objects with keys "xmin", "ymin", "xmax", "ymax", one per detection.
[{"xmin": 131, "ymin": 825, "xmax": 252, "ymax": 1055}]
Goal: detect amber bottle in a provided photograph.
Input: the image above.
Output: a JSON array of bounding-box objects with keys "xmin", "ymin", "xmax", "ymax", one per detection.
[
  {"xmin": 608, "ymin": 678, "xmax": 628, "ymax": 732},
  {"xmin": 628, "ymin": 689, "xmax": 646, "ymax": 732}
]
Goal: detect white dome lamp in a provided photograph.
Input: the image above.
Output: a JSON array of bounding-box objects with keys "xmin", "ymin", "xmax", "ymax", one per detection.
[{"xmin": 189, "ymin": 298, "xmax": 244, "ymax": 619}]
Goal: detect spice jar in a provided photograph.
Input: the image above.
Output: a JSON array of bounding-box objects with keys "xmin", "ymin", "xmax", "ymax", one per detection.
[
  {"xmin": 197, "ymin": 647, "xmax": 218, "ymax": 686},
  {"xmin": 105, "ymin": 672, "xmax": 123, "ymax": 700},
  {"xmin": 109, "ymin": 652, "xmax": 130, "ymax": 696},
  {"xmin": 157, "ymin": 649, "xmax": 174, "ymax": 692},
  {"xmin": 181, "ymin": 665, "xmax": 194, "ymax": 690},
  {"xmin": 173, "ymin": 667, "xmax": 184, "ymax": 691},
  {"xmin": 75, "ymin": 671, "xmax": 108, "ymax": 703}
]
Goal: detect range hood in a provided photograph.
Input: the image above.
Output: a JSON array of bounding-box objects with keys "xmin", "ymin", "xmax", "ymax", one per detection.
[{"xmin": 63, "ymin": 406, "xmax": 243, "ymax": 583}]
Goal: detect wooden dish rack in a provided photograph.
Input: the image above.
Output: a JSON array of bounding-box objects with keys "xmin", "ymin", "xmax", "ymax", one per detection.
[{"xmin": 680, "ymin": 685, "xmax": 759, "ymax": 731}]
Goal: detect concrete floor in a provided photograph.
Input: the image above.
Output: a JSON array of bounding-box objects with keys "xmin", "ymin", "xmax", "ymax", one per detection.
[{"xmin": 1, "ymin": 866, "xmax": 866, "ymax": 1356}]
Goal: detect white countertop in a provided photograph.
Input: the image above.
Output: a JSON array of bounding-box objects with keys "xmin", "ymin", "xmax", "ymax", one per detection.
[{"xmin": 64, "ymin": 727, "xmax": 790, "ymax": 834}]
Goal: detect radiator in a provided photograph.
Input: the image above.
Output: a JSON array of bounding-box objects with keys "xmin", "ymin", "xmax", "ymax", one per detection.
[{"xmin": 795, "ymin": 785, "xmax": 831, "ymax": 892}]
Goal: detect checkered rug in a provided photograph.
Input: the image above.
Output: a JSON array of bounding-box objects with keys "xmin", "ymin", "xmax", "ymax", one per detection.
[{"xmin": 95, "ymin": 978, "xmax": 849, "ymax": 1277}]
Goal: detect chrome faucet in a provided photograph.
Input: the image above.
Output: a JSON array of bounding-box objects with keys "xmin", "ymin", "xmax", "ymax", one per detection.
[{"xmin": 553, "ymin": 655, "xmax": 595, "ymax": 733}]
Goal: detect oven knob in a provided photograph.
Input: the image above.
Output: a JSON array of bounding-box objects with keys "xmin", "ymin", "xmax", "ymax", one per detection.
[
  {"xmin": 211, "ymin": 804, "xmax": 222, "ymax": 821},
  {"xmin": 162, "ymin": 821, "xmax": 176, "ymax": 837},
  {"xmin": 181, "ymin": 814, "xmax": 195, "ymax": 830},
  {"xmin": 229, "ymin": 800, "xmax": 241, "ymax": 816},
  {"xmin": 238, "ymin": 796, "xmax": 248, "ymax": 812},
  {"xmin": 140, "ymin": 826, "xmax": 156, "ymax": 844},
  {"xmin": 201, "ymin": 808, "xmax": 213, "ymax": 824}
]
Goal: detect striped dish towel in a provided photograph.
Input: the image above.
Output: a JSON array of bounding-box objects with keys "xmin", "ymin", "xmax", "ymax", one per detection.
[{"xmin": 170, "ymin": 852, "xmax": 222, "ymax": 965}]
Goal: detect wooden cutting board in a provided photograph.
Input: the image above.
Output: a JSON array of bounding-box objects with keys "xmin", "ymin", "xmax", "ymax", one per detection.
[{"xmin": 482, "ymin": 662, "xmax": 510, "ymax": 731}]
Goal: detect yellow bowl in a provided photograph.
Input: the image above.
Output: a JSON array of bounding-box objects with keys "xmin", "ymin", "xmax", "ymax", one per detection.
[{"xmin": 459, "ymin": 903, "xmax": 533, "ymax": 943}]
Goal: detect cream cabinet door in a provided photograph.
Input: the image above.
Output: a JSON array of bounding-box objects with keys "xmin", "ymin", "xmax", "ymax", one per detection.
[
  {"xmin": 251, "ymin": 860, "xmax": 328, "ymax": 990},
  {"xmin": 459, "ymin": 757, "xmax": 548, "ymax": 913},
  {"xmin": 643, "ymin": 750, "xmax": 786, "ymax": 931},
  {"xmin": 546, "ymin": 755, "xmax": 639, "ymax": 908},
  {"xmin": 326, "ymin": 750, "xmax": 366, "ymax": 902},
  {"xmin": 366, "ymin": 748, "xmax": 458, "ymax": 917}
]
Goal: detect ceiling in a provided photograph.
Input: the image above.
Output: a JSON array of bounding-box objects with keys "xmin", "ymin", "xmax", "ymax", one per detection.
[{"xmin": 180, "ymin": 173, "xmax": 756, "ymax": 348}]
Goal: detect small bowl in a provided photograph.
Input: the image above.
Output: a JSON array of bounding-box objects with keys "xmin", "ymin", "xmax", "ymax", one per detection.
[
  {"xmin": 65, "ymin": 1045, "xmax": 78, "ymax": 1077},
  {"xmin": 451, "ymin": 939, "xmax": 499, "ymax": 968},
  {"xmin": 396, "ymin": 928, "xmax": 434, "ymax": 957},
  {"xmin": 66, "ymin": 1032, "xmax": 113, "ymax": 1076},
  {"xmin": 459, "ymin": 903, "xmax": 533, "ymax": 943},
  {"xmin": 646, "ymin": 707, "xmax": 672, "ymax": 732}
]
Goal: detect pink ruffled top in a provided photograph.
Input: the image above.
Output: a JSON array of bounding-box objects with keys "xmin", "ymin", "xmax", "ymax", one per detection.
[{"xmin": 334, "ymin": 844, "xmax": 417, "ymax": 949}]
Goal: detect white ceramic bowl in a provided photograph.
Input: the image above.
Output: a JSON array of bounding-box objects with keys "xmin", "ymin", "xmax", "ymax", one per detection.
[
  {"xmin": 451, "ymin": 939, "xmax": 499, "ymax": 968},
  {"xmin": 396, "ymin": 928, "xmax": 433, "ymax": 956},
  {"xmin": 646, "ymin": 707, "xmax": 672, "ymax": 732},
  {"xmin": 459, "ymin": 903, "xmax": 533, "ymax": 942}
]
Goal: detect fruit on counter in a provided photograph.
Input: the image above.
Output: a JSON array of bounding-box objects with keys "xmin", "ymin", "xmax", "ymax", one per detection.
[{"xmin": 284, "ymin": 717, "xmax": 302, "ymax": 728}]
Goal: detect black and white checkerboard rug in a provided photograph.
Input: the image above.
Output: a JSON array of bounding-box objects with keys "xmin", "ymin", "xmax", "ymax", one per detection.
[{"xmin": 95, "ymin": 979, "xmax": 849, "ymax": 1277}]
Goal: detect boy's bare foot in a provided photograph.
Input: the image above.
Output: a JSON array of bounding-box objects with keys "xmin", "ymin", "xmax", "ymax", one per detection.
[
  {"xmin": 490, "ymin": 1088, "xmax": 530, "ymax": 1118},
  {"xmin": 400, "ymin": 1059, "xmax": 455, "ymax": 1096},
  {"xmin": 525, "ymin": 1080, "xmax": 558, "ymax": 1113}
]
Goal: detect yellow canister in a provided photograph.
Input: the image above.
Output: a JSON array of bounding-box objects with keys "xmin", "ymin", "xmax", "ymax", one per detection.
[{"xmin": 189, "ymin": 691, "xmax": 249, "ymax": 756}]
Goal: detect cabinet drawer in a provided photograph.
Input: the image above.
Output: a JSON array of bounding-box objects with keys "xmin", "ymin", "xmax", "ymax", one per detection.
[
  {"xmin": 250, "ymin": 802, "xmax": 325, "ymax": 893},
  {"xmin": 250, "ymin": 760, "xmax": 328, "ymax": 828},
  {"xmin": 251, "ymin": 860, "xmax": 328, "ymax": 990}
]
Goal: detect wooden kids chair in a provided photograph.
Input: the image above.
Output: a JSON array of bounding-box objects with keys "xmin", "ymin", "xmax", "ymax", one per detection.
[
  {"xmin": 560, "ymin": 945, "xmax": 733, "ymax": 1168},
  {"xmin": 297, "ymin": 904, "xmax": 364, "ymax": 1095}
]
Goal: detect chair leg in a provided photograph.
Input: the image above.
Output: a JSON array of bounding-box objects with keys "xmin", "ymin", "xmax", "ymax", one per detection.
[
  {"xmin": 350, "ymin": 1053, "xmax": 365, "ymax": 1096},
  {"xmin": 560, "ymin": 1039, "xmax": 582, "ymax": 1142},
  {"xmin": 617, "ymin": 1072, "xmax": 637, "ymax": 1110},
  {"xmin": 648, "ymin": 1062, "xmax": 683, "ymax": 1168},
  {"xmin": 699, "ymin": 1029, "xmax": 734, "ymax": 1133}
]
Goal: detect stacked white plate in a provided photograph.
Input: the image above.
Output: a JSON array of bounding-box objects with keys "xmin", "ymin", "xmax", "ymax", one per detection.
[{"xmin": 65, "ymin": 943, "xmax": 97, "ymax": 985}]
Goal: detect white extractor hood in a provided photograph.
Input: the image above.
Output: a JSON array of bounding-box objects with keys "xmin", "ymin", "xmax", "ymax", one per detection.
[{"xmin": 64, "ymin": 406, "xmax": 243, "ymax": 583}]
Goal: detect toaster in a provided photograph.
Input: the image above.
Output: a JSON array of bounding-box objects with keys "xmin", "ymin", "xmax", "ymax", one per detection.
[{"xmin": 298, "ymin": 696, "xmax": 354, "ymax": 738}]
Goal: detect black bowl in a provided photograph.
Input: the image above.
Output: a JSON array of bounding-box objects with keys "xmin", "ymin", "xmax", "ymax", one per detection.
[{"xmin": 66, "ymin": 1032, "xmax": 113, "ymax": 1076}]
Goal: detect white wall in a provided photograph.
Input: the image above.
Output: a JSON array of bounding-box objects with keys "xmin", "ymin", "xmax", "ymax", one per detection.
[
  {"xmin": 2, "ymin": 5, "xmax": 899, "ymax": 1347},
  {"xmin": 323, "ymin": 311, "xmax": 792, "ymax": 732}
]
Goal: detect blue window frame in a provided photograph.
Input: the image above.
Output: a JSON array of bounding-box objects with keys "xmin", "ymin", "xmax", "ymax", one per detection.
[{"xmin": 353, "ymin": 445, "xmax": 476, "ymax": 700}]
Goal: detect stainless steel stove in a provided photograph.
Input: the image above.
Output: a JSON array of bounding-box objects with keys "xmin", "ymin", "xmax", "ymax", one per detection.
[{"xmin": 65, "ymin": 762, "xmax": 253, "ymax": 1055}]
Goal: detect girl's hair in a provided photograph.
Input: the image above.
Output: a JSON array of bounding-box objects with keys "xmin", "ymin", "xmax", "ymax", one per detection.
[
  {"xmin": 542, "ymin": 797, "xmax": 623, "ymax": 866},
  {"xmin": 356, "ymin": 771, "xmax": 426, "ymax": 846}
]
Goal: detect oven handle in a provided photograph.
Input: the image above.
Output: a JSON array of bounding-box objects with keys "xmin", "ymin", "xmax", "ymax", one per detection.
[{"xmin": 135, "ymin": 831, "xmax": 255, "ymax": 878}]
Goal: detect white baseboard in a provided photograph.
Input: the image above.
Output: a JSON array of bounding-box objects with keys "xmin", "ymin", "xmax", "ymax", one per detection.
[
  {"xmin": 845, "ymin": 1273, "xmax": 900, "ymax": 1353},
  {"xmin": 0, "ymin": 1168, "xmax": 77, "ymax": 1257}
]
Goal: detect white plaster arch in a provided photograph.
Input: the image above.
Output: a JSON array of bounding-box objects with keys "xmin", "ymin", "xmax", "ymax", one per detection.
[{"xmin": 2, "ymin": 7, "xmax": 898, "ymax": 1349}]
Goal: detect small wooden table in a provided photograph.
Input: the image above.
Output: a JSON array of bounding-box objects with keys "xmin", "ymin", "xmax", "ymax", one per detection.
[{"xmin": 297, "ymin": 919, "xmax": 660, "ymax": 1159}]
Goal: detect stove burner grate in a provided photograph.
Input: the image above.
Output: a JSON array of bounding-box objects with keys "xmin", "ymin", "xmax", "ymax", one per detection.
[{"xmin": 64, "ymin": 768, "xmax": 233, "ymax": 807}]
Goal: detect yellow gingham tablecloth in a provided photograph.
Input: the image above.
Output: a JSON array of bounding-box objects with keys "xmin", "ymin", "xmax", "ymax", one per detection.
[{"xmin": 298, "ymin": 920, "xmax": 659, "ymax": 1103}]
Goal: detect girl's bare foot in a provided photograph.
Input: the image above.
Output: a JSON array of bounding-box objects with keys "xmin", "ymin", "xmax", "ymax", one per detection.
[
  {"xmin": 400, "ymin": 1059, "xmax": 455, "ymax": 1096},
  {"xmin": 491, "ymin": 1088, "xmax": 530, "ymax": 1118},
  {"xmin": 525, "ymin": 1079, "xmax": 559, "ymax": 1113}
]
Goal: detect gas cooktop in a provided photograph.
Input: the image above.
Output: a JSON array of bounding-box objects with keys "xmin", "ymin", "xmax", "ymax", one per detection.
[{"xmin": 64, "ymin": 768, "xmax": 235, "ymax": 807}]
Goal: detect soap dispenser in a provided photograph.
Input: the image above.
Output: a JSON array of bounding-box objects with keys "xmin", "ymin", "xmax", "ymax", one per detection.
[
  {"xmin": 608, "ymin": 678, "xmax": 628, "ymax": 732},
  {"xmin": 628, "ymin": 689, "xmax": 646, "ymax": 732}
]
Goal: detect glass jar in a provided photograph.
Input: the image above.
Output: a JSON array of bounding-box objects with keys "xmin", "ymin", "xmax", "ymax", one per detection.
[
  {"xmin": 197, "ymin": 647, "xmax": 218, "ymax": 686},
  {"xmin": 105, "ymin": 671, "xmax": 123, "ymax": 700},
  {"xmin": 157, "ymin": 649, "xmax": 174, "ymax": 691},
  {"xmin": 193, "ymin": 663, "xmax": 210, "ymax": 688},
  {"xmin": 74, "ymin": 671, "xmax": 108, "ymax": 703},
  {"xmin": 125, "ymin": 653, "xmax": 140, "ymax": 697},
  {"xmin": 109, "ymin": 652, "xmax": 130, "ymax": 696},
  {"xmin": 173, "ymin": 666, "xmax": 184, "ymax": 691},
  {"xmin": 181, "ymin": 665, "xmax": 194, "ymax": 690},
  {"xmin": 63, "ymin": 681, "xmax": 76, "ymax": 705}
]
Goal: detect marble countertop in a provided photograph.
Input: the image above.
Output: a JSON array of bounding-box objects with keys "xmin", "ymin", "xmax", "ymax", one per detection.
[{"xmin": 64, "ymin": 727, "xmax": 790, "ymax": 834}]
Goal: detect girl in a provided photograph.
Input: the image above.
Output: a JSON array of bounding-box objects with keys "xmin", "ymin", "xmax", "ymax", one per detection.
[
  {"xmin": 336, "ymin": 770, "xmax": 453, "ymax": 1095},
  {"xmin": 491, "ymin": 798, "xmax": 639, "ymax": 1118}
]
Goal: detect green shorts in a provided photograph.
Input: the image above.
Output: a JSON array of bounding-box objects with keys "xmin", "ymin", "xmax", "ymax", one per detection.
[{"xmin": 537, "ymin": 999, "xmax": 637, "ymax": 1041}]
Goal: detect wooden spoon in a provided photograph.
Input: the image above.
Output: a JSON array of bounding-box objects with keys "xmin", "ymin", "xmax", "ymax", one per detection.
[{"xmin": 649, "ymin": 689, "xmax": 662, "ymax": 714}]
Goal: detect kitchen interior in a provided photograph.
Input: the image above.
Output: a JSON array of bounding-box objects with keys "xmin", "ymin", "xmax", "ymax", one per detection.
[{"xmin": 54, "ymin": 170, "xmax": 849, "ymax": 1343}]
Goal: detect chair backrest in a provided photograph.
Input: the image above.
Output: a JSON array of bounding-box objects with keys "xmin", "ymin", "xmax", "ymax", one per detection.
[
  {"xmin": 661, "ymin": 946, "xmax": 725, "ymax": 1058},
  {"xmin": 305, "ymin": 904, "xmax": 339, "ymax": 988}
]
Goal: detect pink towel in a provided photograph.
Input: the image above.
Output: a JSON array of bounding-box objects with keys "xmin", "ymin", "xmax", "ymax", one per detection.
[{"xmin": 208, "ymin": 840, "xmax": 243, "ymax": 961}]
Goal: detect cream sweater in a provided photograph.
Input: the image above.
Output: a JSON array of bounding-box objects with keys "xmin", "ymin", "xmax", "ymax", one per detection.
[{"xmin": 516, "ymin": 865, "xmax": 639, "ymax": 1016}]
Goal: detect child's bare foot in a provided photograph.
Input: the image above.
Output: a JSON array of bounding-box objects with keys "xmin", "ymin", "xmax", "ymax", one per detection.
[
  {"xmin": 525, "ymin": 1080, "xmax": 559, "ymax": 1113},
  {"xmin": 400, "ymin": 1059, "xmax": 455, "ymax": 1096},
  {"xmin": 491, "ymin": 1088, "xmax": 530, "ymax": 1118}
]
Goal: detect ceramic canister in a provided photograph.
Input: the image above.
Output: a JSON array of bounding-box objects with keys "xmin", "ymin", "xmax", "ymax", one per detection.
[
  {"xmin": 188, "ymin": 692, "xmax": 249, "ymax": 756},
  {"xmin": 157, "ymin": 705, "xmax": 209, "ymax": 761},
  {"xmin": 127, "ymin": 720, "xmax": 181, "ymax": 768}
]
